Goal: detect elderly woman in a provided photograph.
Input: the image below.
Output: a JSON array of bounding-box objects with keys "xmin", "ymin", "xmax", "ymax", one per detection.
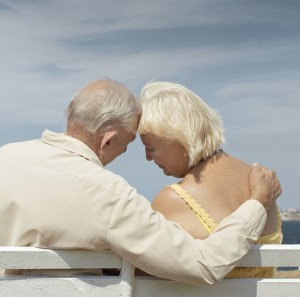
[{"xmin": 138, "ymin": 81, "xmax": 283, "ymax": 278}]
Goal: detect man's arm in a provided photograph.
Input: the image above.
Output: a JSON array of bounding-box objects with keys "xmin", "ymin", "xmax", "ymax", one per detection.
[{"xmin": 107, "ymin": 164, "xmax": 281, "ymax": 284}]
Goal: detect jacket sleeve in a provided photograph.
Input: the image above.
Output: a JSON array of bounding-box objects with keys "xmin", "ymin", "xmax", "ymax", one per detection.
[{"xmin": 107, "ymin": 189, "xmax": 266, "ymax": 285}]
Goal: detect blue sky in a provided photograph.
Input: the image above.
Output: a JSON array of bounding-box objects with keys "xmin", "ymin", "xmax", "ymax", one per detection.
[{"xmin": 0, "ymin": 0, "xmax": 299, "ymax": 209}]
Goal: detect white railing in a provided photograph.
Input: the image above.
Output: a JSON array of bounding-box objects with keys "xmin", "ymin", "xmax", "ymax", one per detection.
[{"xmin": 0, "ymin": 245, "xmax": 299, "ymax": 297}]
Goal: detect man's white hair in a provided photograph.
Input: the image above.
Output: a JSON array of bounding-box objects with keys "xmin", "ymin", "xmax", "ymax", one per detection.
[{"xmin": 66, "ymin": 79, "xmax": 141, "ymax": 134}]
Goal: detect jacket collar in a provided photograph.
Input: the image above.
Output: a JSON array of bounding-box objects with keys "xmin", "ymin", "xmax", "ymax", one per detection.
[{"xmin": 41, "ymin": 130, "xmax": 103, "ymax": 167}]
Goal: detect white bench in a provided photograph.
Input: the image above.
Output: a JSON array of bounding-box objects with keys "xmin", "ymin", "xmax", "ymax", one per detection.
[{"xmin": 0, "ymin": 245, "xmax": 299, "ymax": 297}]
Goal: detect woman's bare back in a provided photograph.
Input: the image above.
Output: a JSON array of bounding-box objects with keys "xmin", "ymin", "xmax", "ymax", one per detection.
[{"xmin": 152, "ymin": 151, "xmax": 278, "ymax": 239}]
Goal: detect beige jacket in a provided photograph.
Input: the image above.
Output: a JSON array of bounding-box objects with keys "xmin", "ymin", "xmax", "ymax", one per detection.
[{"xmin": 0, "ymin": 130, "xmax": 266, "ymax": 284}]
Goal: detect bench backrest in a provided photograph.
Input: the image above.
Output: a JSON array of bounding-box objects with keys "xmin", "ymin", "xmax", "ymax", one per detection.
[{"xmin": 0, "ymin": 244, "xmax": 299, "ymax": 297}]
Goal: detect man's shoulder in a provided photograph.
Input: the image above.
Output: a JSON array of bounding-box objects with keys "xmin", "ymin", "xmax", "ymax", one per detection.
[
  {"xmin": 0, "ymin": 139, "xmax": 41, "ymax": 156},
  {"xmin": 85, "ymin": 166, "xmax": 135, "ymax": 197}
]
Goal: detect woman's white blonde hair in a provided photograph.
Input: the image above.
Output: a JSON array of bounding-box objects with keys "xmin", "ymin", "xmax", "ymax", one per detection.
[{"xmin": 138, "ymin": 81, "xmax": 225, "ymax": 167}]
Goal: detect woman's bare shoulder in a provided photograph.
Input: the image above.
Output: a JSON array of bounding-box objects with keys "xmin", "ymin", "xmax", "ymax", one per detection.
[{"xmin": 151, "ymin": 186, "xmax": 186, "ymax": 219}]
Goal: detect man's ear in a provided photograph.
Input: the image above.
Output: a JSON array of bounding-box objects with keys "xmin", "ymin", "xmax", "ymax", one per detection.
[
  {"xmin": 97, "ymin": 130, "xmax": 118, "ymax": 166},
  {"xmin": 100, "ymin": 130, "xmax": 118, "ymax": 150}
]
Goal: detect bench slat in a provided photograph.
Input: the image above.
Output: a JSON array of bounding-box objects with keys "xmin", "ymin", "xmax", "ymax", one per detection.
[
  {"xmin": 1, "ymin": 245, "xmax": 299, "ymax": 269},
  {"xmin": 0, "ymin": 277, "xmax": 122, "ymax": 297},
  {"xmin": 1, "ymin": 277, "xmax": 299, "ymax": 297},
  {"xmin": 0, "ymin": 247, "xmax": 122, "ymax": 269},
  {"xmin": 135, "ymin": 278, "xmax": 300, "ymax": 297},
  {"xmin": 239, "ymin": 244, "xmax": 300, "ymax": 267}
]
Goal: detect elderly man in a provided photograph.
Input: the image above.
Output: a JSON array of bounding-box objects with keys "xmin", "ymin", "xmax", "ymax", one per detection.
[{"xmin": 0, "ymin": 79, "xmax": 281, "ymax": 284}]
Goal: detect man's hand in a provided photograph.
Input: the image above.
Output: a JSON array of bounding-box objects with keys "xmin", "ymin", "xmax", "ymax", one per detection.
[{"xmin": 249, "ymin": 163, "xmax": 282, "ymax": 211}]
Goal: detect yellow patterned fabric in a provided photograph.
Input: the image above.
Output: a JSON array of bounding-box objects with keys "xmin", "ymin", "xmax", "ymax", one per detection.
[
  {"xmin": 169, "ymin": 183, "xmax": 283, "ymax": 278},
  {"xmin": 169, "ymin": 184, "xmax": 217, "ymax": 233}
]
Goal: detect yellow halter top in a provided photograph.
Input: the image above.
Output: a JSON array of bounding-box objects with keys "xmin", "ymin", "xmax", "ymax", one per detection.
[{"xmin": 169, "ymin": 183, "xmax": 283, "ymax": 278}]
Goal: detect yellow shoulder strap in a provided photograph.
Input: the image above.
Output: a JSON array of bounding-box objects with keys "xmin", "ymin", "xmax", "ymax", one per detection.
[{"xmin": 168, "ymin": 184, "xmax": 217, "ymax": 234}]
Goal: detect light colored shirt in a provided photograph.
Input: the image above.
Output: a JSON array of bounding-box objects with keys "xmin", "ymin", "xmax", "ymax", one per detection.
[{"xmin": 0, "ymin": 130, "xmax": 267, "ymax": 284}]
